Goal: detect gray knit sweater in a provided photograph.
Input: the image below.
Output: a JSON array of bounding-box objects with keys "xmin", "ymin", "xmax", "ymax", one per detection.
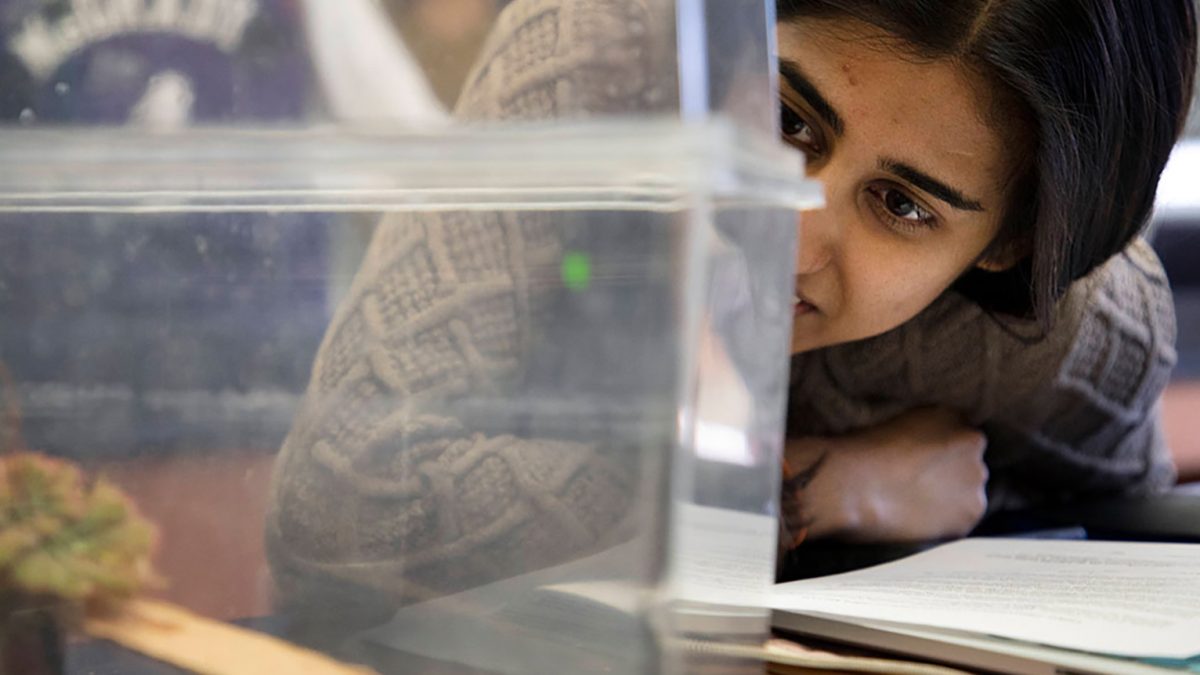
[
  {"xmin": 787, "ymin": 238, "xmax": 1177, "ymax": 512},
  {"xmin": 266, "ymin": 0, "xmax": 1178, "ymax": 613}
]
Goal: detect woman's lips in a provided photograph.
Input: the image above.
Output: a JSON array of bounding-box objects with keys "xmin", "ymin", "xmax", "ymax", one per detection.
[{"xmin": 793, "ymin": 293, "xmax": 818, "ymax": 317}]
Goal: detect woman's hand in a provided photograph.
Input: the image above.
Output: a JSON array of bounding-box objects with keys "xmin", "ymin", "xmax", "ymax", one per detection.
[{"xmin": 783, "ymin": 407, "xmax": 989, "ymax": 545}]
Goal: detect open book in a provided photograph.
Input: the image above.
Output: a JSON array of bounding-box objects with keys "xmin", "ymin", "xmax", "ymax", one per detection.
[
  {"xmin": 368, "ymin": 505, "xmax": 1200, "ymax": 674},
  {"xmin": 769, "ymin": 537, "xmax": 1200, "ymax": 674}
]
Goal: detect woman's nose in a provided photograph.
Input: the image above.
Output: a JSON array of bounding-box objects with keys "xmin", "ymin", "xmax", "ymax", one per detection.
[{"xmin": 795, "ymin": 204, "xmax": 835, "ymax": 276}]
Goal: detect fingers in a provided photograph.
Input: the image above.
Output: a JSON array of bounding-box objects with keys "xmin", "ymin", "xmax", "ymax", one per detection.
[
  {"xmin": 780, "ymin": 460, "xmax": 810, "ymax": 549},
  {"xmin": 952, "ymin": 428, "xmax": 989, "ymax": 535}
]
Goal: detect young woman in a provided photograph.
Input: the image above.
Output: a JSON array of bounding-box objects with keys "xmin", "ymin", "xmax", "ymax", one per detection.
[
  {"xmin": 774, "ymin": 0, "xmax": 1197, "ymax": 554},
  {"xmin": 266, "ymin": 0, "xmax": 1197, "ymax": 629}
]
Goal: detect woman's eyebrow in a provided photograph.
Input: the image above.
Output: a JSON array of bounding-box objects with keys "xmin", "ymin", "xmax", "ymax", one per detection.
[
  {"xmin": 881, "ymin": 159, "xmax": 985, "ymax": 212},
  {"xmin": 778, "ymin": 58, "xmax": 845, "ymax": 136}
]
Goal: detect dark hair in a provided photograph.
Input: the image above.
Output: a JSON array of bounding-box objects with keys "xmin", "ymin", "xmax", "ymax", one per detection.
[{"xmin": 777, "ymin": 0, "xmax": 1198, "ymax": 325}]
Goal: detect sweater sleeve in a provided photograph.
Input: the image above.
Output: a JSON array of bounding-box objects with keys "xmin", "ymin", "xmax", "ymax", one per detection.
[
  {"xmin": 265, "ymin": 0, "xmax": 667, "ymax": 614},
  {"xmin": 266, "ymin": 212, "xmax": 641, "ymax": 608},
  {"xmin": 980, "ymin": 239, "xmax": 1178, "ymax": 511}
]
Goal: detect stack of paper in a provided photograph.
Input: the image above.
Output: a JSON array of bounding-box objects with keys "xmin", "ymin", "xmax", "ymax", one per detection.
[{"xmin": 772, "ymin": 538, "xmax": 1200, "ymax": 674}]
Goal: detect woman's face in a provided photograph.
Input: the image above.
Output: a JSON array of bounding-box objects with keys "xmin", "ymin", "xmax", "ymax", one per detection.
[{"xmin": 778, "ymin": 18, "xmax": 1018, "ymax": 354}]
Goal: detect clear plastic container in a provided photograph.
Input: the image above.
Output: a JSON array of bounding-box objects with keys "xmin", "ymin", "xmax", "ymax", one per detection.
[{"xmin": 0, "ymin": 1, "xmax": 820, "ymax": 673}]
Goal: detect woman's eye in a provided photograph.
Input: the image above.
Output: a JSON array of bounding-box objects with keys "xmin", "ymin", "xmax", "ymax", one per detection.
[
  {"xmin": 868, "ymin": 185, "xmax": 938, "ymax": 231},
  {"xmin": 780, "ymin": 103, "xmax": 822, "ymax": 156}
]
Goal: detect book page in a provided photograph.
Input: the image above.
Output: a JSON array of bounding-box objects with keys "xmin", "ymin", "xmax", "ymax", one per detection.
[
  {"xmin": 669, "ymin": 502, "xmax": 777, "ymax": 606},
  {"xmin": 772, "ymin": 538, "xmax": 1200, "ymax": 659}
]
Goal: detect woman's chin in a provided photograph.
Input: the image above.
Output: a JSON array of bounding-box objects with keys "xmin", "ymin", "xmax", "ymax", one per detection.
[
  {"xmin": 790, "ymin": 326, "xmax": 834, "ymax": 354},
  {"xmin": 790, "ymin": 315, "xmax": 911, "ymax": 354}
]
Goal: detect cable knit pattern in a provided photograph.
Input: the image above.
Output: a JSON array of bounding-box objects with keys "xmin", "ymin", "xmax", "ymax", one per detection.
[
  {"xmin": 267, "ymin": 0, "xmax": 667, "ymax": 609},
  {"xmin": 788, "ymin": 239, "xmax": 1178, "ymax": 512}
]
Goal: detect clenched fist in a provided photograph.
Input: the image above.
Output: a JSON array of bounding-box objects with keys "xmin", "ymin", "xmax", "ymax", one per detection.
[{"xmin": 783, "ymin": 407, "xmax": 989, "ymax": 544}]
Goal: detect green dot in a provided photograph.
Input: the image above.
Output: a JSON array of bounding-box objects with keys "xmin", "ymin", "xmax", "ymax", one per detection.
[{"xmin": 561, "ymin": 252, "xmax": 592, "ymax": 291}]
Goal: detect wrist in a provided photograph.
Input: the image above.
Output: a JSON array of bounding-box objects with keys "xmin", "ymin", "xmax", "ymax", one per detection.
[
  {"xmin": 810, "ymin": 451, "xmax": 866, "ymax": 539},
  {"xmin": 784, "ymin": 437, "xmax": 862, "ymax": 540}
]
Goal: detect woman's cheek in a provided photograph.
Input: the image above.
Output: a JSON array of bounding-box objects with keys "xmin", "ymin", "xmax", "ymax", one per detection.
[{"xmin": 845, "ymin": 245, "xmax": 946, "ymax": 339}]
